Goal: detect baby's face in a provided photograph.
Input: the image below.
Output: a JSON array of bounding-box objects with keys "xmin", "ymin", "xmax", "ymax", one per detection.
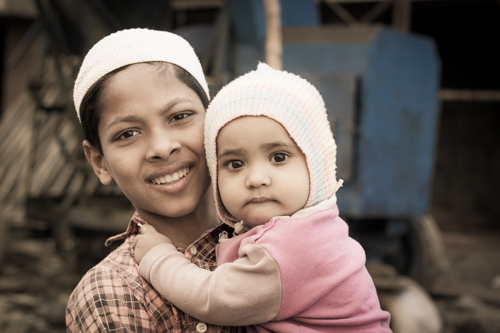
[{"xmin": 216, "ymin": 116, "xmax": 310, "ymax": 227}]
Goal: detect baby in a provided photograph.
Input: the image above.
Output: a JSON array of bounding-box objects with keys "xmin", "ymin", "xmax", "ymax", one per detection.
[{"xmin": 134, "ymin": 63, "xmax": 392, "ymax": 332}]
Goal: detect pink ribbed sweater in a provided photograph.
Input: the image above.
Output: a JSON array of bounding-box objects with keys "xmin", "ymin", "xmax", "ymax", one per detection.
[{"xmin": 139, "ymin": 200, "xmax": 392, "ymax": 332}]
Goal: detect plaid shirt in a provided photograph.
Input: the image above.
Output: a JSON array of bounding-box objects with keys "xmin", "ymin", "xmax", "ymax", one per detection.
[{"xmin": 66, "ymin": 212, "xmax": 238, "ymax": 333}]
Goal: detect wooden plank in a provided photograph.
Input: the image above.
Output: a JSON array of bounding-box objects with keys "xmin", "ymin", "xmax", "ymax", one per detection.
[
  {"xmin": 0, "ymin": 92, "xmax": 35, "ymax": 213},
  {"xmin": 0, "ymin": 129, "xmax": 30, "ymax": 171},
  {"xmin": 47, "ymin": 164, "xmax": 76, "ymax": 197},
  {"xmin": 0, "ymin": 94, "xmax": 34, "ymax": 153},
  {"xmin": 30, "ymin": 141, "xmax": 64, "ymax": 195},
  {"xmin": 263, "ymin": 0, "xmax": 282, "ymax": 70},
  {"xmin": 440, "ymin": 89, "xmax": 500, "ymax": 102},
  {"xmin": 392, "ymin": 0, "xmax": 411, "ymax": 31},
  {"xmin": 170, "ymin": 0, "xmax": 224, "ymax": 10}
]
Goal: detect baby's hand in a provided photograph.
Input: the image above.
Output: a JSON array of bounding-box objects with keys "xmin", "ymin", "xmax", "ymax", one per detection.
[{"xmin": 133, "ymin": 223, "xmax": 172, "ymax": 264}]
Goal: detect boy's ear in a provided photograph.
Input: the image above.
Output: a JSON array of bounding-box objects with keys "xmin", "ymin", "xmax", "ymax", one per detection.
[{"xmin": 83, "ymin": 140, "xmax": 113, "ymax": 185}]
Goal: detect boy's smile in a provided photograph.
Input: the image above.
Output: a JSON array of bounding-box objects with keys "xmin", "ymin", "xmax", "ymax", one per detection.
[
  {"xmin": 216, "ymin": 116, "xmax": 310, "ymax": 227},
  {"xmin": 149, "ymin": 166, "xmax": 190, "ymax": 185},
  {"xmin": 84, "ymin": 63, "xmax": 211, "ymax": 223}
]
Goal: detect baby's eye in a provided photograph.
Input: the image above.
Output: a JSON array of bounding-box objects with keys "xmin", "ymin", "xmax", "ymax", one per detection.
[
  {"xmin": 271, "ymin": 153, "xmax": 288, "ymax": 163},
  {"xmin": 118, "ymin": 130, "xmax": 139, "ymax": 140},
  {"xmin": 226, "ymin": 160, "xmax": 244, "ymax": 170}
]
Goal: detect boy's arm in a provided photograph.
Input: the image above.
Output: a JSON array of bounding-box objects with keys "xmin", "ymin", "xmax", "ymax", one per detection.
[{"xmin": 138, "ymin": 242, "xmax": 281, "ymax": 326}]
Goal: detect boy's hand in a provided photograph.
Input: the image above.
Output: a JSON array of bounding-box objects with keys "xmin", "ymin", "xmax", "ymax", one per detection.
[{"xmin": 133, "ymin": 223, "xmax": 172, "ymax": 264}]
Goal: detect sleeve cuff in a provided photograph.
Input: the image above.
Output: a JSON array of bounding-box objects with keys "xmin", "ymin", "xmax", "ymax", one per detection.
[{"xmin": 138, "ymin": 242, "xmax": 178, "ymax": 282}]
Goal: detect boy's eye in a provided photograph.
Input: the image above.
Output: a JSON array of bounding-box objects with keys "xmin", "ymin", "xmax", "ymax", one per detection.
[
  {"xmin": 271, "ymin": 153, "xmax": 288, "ymax": 163},
  {"xmin": 226, "ymin": 160, "xmax": 244, "ymax": 170},
  {"xmin": 171, "ymin": 113, "xmax": 190, "ymax": 122},
  {"xmin": 118, "ymin": 130, "xmax": 139, "ymax": 140}
]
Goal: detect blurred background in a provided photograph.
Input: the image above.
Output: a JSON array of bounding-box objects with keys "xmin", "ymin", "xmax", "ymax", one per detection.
[{"xmin": 0, "ymin": 0, "xmax": 499, "ymax": 332}]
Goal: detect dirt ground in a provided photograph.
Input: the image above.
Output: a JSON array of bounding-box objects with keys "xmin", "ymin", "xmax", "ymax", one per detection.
[
  {"xmin": 0, "ymin": 224, "xmax": 500, "ymax": 333},
  {"xmin": 431, "ymin": 231, "xmax": 500, "ymax": 333}
]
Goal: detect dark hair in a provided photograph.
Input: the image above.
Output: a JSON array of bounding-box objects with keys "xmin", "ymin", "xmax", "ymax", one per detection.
[{"xmin": 79, "ymin": 63, "xmax": 210, "ymax": 155}]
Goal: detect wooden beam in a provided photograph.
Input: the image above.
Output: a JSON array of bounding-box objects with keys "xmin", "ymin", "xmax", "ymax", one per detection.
[
  {"xmin": 360, "ymin": 2, "xmax": 392, "ymax": 23},
  {"xmin": 392, "ymin": 0, "xmax": 412, "ymax": 31},
  {"xmin": 325, "ymin": 2, "xmax": 359, "ymax": 26},
  {"xmin": 170, "ymin": 0, "xmax": 225, "ymax": 10},
  {"xmin": 263, "ymin": 0, "xmax": 282, "ymax": 70},
  {"xmin": 439, "ymin": 89, "xmax": 500, "ymax": 102}
]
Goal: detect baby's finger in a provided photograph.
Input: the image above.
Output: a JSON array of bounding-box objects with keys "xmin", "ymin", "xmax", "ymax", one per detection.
[
  {"xmin": 139, "ymin": 223, "xmax": 155, "ymax": 234},
  {"xmin": 138, "ymin": 224, "xmax": 148, "ymax": 234}
]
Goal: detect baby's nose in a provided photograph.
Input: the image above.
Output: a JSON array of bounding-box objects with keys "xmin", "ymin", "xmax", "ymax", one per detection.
[{"xmin": 245, "ymin": 168, "xmax": 271, "ymax": 188}]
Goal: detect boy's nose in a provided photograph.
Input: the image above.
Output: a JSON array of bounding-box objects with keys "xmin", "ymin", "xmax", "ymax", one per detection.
[
  {"xmin": 245, "ymin": 167, "xmax": 271, "ymax": 188},
  {"xmin": 145, "ymin": 131, "xmax": 181, "ymax": 161}
]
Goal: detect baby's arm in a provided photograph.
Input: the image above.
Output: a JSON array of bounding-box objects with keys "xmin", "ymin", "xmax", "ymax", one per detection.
[
  {"xmin": 133, "ymin": 224, "xmax": 172, "ymax": 263},
  {"xmin": 137, "ymin": 237, "xmax": 281, "ymax": 326}
]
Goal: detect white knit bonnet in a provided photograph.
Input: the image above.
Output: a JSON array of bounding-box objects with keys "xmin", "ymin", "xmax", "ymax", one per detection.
[
  {"xmin": 205, "ymin": 63, "xmax": 342, "ymax": 227},
  {"xmin": 73, "ymin": 28, "xmax": 209, "ymax": 120}
]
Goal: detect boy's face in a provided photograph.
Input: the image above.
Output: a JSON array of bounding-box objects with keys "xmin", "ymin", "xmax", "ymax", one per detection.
[
  {"xmin": 83, "ymin": 63, "xmax": 211, "ymax": 221},
  {"xmin": 217, "ymin": 116, "xmax": 310, "ymax": 227}
]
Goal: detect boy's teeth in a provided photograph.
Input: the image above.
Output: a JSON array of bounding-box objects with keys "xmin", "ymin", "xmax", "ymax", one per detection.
[{"xmin": 152, "ymin": 168, "xmax": 189, "ymax": 184}]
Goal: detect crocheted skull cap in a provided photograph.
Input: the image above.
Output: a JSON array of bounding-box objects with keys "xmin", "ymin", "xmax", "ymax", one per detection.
[
  {"xmin": 73, "ymin": 28, "xmax": 209, "ymax": 121},
  {"xmin": 205, "ymin": 63, "xmax": 340, "ymax": 227}
]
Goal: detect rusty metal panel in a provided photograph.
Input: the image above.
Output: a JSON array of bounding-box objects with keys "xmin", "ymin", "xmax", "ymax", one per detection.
[
  {"xmin": 352, "ymin": 28, "xmax": 441, "ymax": 218},
  {"xmin": 281, "ymin": 27, "xmax": 440, "ymax": 218}
]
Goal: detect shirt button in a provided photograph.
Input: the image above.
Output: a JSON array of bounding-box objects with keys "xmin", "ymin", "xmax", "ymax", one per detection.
[
  {"xmin": 196, "ymin": 322, "xmax": 207, "ymax": 332},
  {"xmin": 190, "ymin": 246, "xmax": 197, "ymax": 255}
]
